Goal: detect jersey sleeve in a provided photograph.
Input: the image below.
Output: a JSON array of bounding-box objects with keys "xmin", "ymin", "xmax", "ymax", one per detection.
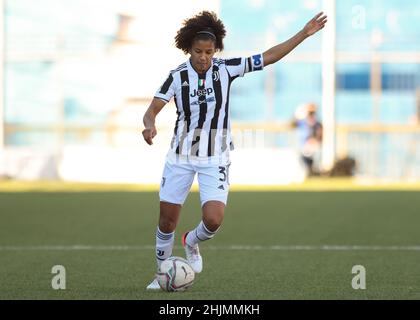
[
  {"xmin": 225, "ymin": 53, "xmax": 265, "ymax": 79},
  {"xmin": 154, "ymin": 72, "xmax": 176, "ymax": 103}
]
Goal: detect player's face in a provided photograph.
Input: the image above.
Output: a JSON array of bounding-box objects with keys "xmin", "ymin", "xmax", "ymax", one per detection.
[{"xmin": 189, "ymin": 39, "xmax": 216, "ymax": 74}]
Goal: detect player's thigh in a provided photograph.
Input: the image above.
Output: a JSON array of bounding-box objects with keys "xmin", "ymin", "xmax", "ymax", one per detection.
[
  {"xmin": 159, "ymin": 161, "xmax": 195, "ymax": 206},
  {"xmin": 196, "ymin": 163, "xmax": 230, "ymax": 208}
]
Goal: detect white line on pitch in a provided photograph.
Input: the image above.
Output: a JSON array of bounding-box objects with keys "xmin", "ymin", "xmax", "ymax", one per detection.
[{"xmin": 1, "ymin": 245, "xmax": 420, "ymax": 251}]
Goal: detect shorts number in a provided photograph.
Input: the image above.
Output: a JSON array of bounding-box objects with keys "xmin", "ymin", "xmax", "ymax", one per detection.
[
  {"xmin": 218, "ymin": 166, "xmax": 226, "ymax": 182},
  {"xmin": 219, "ymin": 165, "xmax": 230, "ymax": 184}
]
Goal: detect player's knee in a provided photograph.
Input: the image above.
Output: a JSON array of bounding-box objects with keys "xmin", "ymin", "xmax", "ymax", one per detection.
[
  {"xmin": 203, "ymin": 216, "xmax": 222, "ymax": 232},
  {"xmin": 159, "ymin": 219, "xmax": 177, "ymax": 233},
  {"xmin": 202, "ymin": 203, "xmax": 225, "ymax": 231},
  {"xmin": 159, "ymin": 202, "xmax": 181, "ymax": 233},
  {"xmin": 158, "ymin": 213, "xmax": 178, "ymax": 233}
]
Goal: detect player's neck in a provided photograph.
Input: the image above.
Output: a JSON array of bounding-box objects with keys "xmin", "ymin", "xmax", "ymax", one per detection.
[{"xmin": 189, "ymin": 58, "xmax": 212, "ymax": 77}]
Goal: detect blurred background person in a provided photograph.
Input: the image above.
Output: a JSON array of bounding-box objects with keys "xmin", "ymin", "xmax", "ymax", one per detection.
[{"xmin": 291, "ymin": 103, "xmax": 323, "ymax": 176}]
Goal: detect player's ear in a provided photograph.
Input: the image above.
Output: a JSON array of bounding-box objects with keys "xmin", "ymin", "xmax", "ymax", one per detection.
[{"xmin": 188, "ymin": 41, "xmax": 196, "ymax": 54}]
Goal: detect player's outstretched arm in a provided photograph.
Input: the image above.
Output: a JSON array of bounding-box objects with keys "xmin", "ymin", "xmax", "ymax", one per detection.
[
  {"xmin": 142, "ymin": 98, "xmax": 166, "ymax": 145},
  {"xmin": 263, "ymin": 12, "xmax": 327, "ymax": 66}
]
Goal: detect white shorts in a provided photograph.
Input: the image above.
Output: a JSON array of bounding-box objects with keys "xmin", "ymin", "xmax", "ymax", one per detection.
[{"xmin": 159, "ymin": 152, "xmax": 231, "ymax": 207}]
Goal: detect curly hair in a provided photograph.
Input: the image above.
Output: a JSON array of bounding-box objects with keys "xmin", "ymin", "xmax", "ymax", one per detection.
[{"xmin": 175, "ymin": 11, "xmax": 226, "ymax": 54}]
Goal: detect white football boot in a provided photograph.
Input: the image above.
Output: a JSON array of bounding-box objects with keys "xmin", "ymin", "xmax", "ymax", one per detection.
[
  {"xmin": 146, "ymin": 278, "xmax": 160, "ymax": 290},
  {"xmin": 182, "ymin": 232, "xmax": 203, "ymax": 273}
]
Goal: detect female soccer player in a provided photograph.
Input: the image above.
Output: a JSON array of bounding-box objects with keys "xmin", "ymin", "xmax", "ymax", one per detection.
[{"xmin": 143, "ymin": 11, "xmax": 327, "ymax": 289}]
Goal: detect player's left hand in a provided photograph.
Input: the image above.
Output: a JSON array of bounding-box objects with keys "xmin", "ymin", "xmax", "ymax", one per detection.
[
  {"xmin": 303, "ymin": 12, "xmax": 328, "ymax": 37},
  {"xmin": 142, "ymin": 126, "xmax": 157, "ymax": 145}
]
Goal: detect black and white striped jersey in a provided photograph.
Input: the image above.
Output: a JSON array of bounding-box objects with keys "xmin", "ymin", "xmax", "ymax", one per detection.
[{"xmin": 154, "ymin": 54, "xmax": 264, "ymax": 157}]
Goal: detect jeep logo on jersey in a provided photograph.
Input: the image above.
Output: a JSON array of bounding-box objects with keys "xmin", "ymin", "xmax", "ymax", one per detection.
[{"xmin": 190, "ymin": 88, "xmax": 213, "ymax": 98}]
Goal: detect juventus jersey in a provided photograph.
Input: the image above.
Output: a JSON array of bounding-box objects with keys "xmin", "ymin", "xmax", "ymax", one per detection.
[{"xmin": 154, "ymin": 54, "xmax": 264, "ymax": 157}]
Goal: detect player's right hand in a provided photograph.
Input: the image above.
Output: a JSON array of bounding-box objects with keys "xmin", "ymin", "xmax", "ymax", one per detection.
[{"xmin": 142, "ymin": 127, "xmax": 157, "ymax": 145}]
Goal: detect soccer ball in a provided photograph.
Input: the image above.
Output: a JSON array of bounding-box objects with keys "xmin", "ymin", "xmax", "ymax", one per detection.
[{"xmin": 156, "ymin": 257, "xmax": 195, "ymax": 292}]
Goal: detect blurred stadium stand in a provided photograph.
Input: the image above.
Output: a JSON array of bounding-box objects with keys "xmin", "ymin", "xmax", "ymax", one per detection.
[{"xmin": 1, "ymin": 0, "xmax": 419, "ymax": 183}]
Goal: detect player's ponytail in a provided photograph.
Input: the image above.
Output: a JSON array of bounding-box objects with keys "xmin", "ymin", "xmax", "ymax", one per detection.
[{"xmin": 175, "ymin": 11, "xmax": 226, "ymax": 54}]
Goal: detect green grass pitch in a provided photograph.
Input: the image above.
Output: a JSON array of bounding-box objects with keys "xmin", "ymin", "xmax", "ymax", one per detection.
[{"xmin": 1, "ymin": 182, "xmax": 420, "ymax": 299}]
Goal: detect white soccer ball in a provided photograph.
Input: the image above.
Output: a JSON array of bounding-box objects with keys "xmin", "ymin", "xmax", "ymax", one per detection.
[{"xmin": 156, "ymin": 257, "xmax": 195, "ymax": 292}]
